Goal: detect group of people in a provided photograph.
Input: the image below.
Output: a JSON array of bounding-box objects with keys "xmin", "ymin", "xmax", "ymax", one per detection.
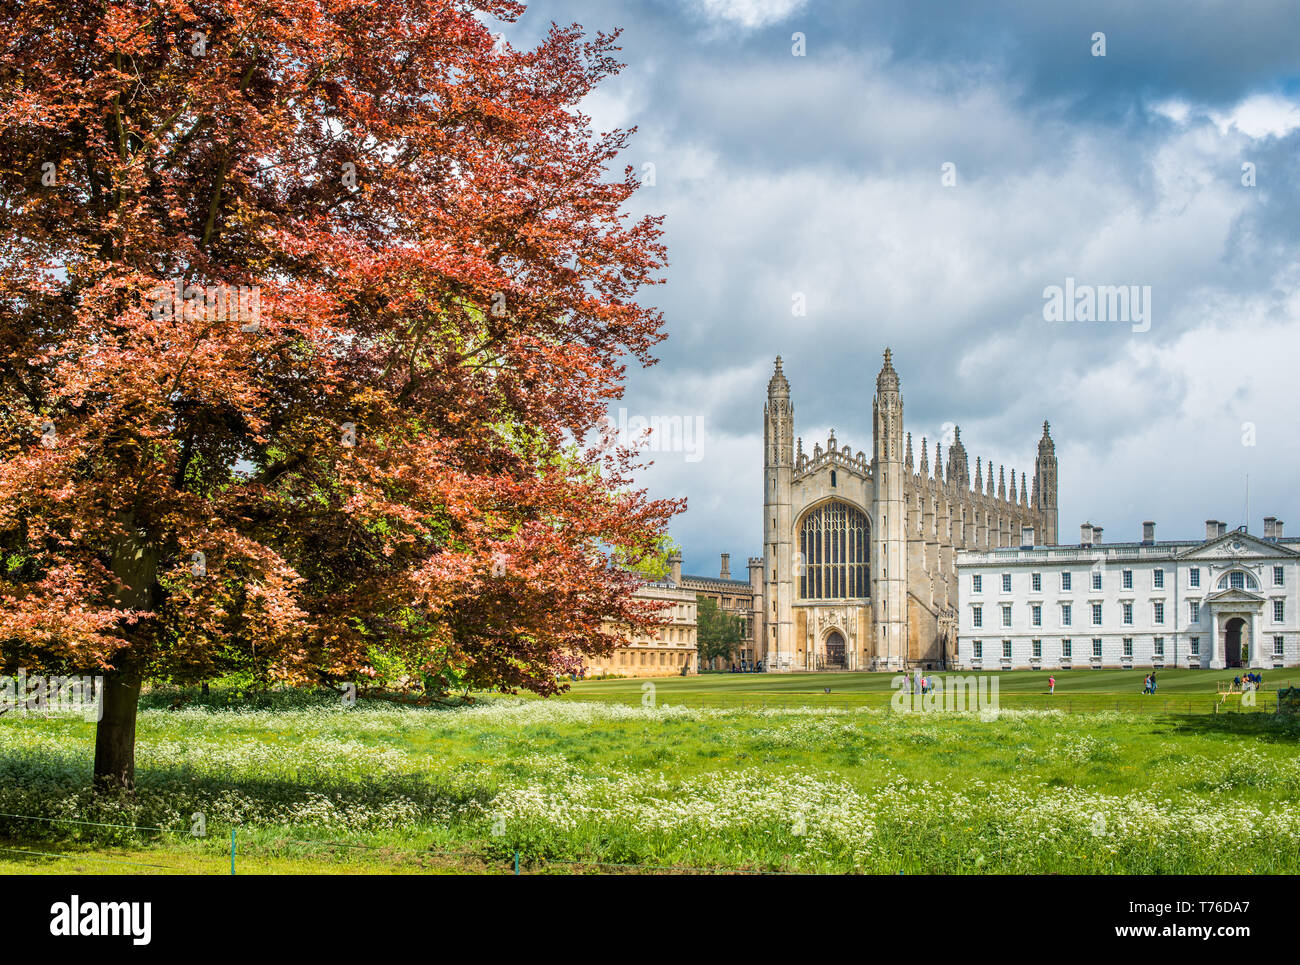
[
  {"xmin": 900, "ymin": 672, "xmax": 936, "ymax": 694},
  {"xmin": 1232, "ymin": 671, "xmax": 1264, "ymax": 691},
  {"xmin": 1140, "ymin": 671, "xmax": 1159, "ymax": 694}
]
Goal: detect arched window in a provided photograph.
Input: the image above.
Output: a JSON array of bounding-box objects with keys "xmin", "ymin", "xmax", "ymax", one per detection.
[
  {"xmin": 799, "ymin": 501, "xmax": 870, "ymax": 600},
  {"xmin": 1217, "ymin": 570, "xmax": 1258, "ymax": 590}
]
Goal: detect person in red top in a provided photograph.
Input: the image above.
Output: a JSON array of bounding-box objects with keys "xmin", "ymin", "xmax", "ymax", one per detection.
[{"xmin": 1048, "ymin": 675, "xmax": 1056, "ymax": 695}]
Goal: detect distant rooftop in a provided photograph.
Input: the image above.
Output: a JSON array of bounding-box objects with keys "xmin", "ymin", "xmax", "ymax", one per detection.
[
  {"xmin": 681, "ymin": 572, "xmax": 752, "ymax": 589},
  {"xmin": 962, "ymin": 534, "xmax": 1300, "ymax": 557}
]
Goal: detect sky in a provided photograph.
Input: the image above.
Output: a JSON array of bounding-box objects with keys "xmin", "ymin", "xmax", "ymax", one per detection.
[{"xmin": 506, "ymin": 0, "xmax": 1300, "ymax": 579}]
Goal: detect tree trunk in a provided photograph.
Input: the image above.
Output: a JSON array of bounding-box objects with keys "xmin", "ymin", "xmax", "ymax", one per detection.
[
  {"xmin": 93, "ymin": 670, "xmax": 143, "ymax": 790},
  {"xmin": 94, "ymin": 520, "xmax": 159, "ymax": 792}
]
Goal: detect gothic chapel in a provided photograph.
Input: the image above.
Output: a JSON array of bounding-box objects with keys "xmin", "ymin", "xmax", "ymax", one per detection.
[{"xmin": 754, "ymin": 351, "xmax": 1059, "ymax": 670}]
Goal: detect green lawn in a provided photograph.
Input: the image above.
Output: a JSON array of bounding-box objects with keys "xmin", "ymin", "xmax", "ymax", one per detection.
[
  {"xmin": 0, "ymin": 675, "xmax": 1297, "ymax": 874},
  {"xmin": 557, "ymin": 668, "xmax": 1293, "ymax": 713}
]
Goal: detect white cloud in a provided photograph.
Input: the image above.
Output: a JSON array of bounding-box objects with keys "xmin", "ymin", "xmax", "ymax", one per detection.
[
  {"xmin": 1210, "ymin": 94, "xmax": 1300, "ymax": 139},
  {"xmin": 1150, "ymin": 99, "xmax": 1191, "ymax": 125},
  {"xmin": 686, "ymin": 0, "xmax": 809, "ymax": 31}
]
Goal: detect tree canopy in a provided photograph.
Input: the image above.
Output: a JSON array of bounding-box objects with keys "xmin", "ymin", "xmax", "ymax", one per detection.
[{"xmin": 0, "ymin": 0, "xmax": 681, "ymax": 787}]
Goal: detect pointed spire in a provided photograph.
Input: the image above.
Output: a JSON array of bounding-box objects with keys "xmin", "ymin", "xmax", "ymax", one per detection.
[
  {"xmin": 1020, "ymin": 471, "xmax": 1029, "ymax": 505},
  {"xmin": 796, "ymin": 437, "xmax": 804, "ymax": 461},
  {"xmin": 767, "ymin": 355, "xmax": 790, "ymax": 398},
  {"xmin": 974, "ymin": 456, "xmax": 983, "ymax": 494},
  {"xmin": 905, "ymin": 432, "xmax": 913, "ymax": 470},
  {"xmin": 986, "ymin": 460, "xmax": 994, "ymax": 494},
  {"xmin": 1010, "ymin": 469, "xmax": 1017, "ymax": 505},
  {"xmin": 919, "ymin": 436, "xmax": 929, "ymax": 475},
  {"xmin": 947, "ymin": 424, "xmax": 969, "ymax": 487},
  {"xmin": 875, "ymin": 347, "xmax": 900, "ymax": 395},
  {"xmin": 998, "ymin": 465, "xmax": 1006, "ymax": 500},
  {"xmin": 1033, "ymin": 419, "xmax": 1058, "ymax": 525},
  {"xmin": 933, "ymin": 446, "xmax": 943, "ymax": 481}
]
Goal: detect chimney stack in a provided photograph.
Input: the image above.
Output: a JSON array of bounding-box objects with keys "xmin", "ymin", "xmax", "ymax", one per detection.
[
  {"xmin": 1218, "ymin": 521, "xmax": 1227, "ymax": 537},
  {"xmin": 1092, "ymin": 525, "xmax": 1103, "ymax": 543},
  {"xmin": 1277, "ymin": 520, "xmax": 1285, "ymax": 538},
  {"xmin": 669, "ymin": 551, "xmax": 682, "ymax": 585},
  {"xmin": 1142, "ymin": 521, "xmax": 1155, "ymax": 545},
  {"xmin": 1264, "ymin": 516, "xmax": 1277, "ymax": 539},
  {"xmin": 1206, "ymin": 519, "xmax": 1218, "ymax": 541},
  {"xmin": 1080, "ymin": 522, "xmax": 1094, "ymax": 547},
  {"xmin": 720, "ymin": 552, "xmax": 731, "ymax": 580}
]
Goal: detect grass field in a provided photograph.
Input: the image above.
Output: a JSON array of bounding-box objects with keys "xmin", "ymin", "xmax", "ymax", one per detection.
[
  {"xmin": 559, "ymin": 667, "xmax": 1295, "ymax": 713},
  {"xmin": 0, "ymin": 670, "xmax": 1296, "ymax": 874}
]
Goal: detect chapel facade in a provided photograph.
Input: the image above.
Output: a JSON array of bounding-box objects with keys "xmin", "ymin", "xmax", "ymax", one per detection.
[{"xmin": 755, "ymin": 350, "xmax": 1059, "ymax": 671}]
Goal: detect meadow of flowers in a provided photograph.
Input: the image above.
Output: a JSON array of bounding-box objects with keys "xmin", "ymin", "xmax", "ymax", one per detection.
[{"xmin": 1, "ymin": 693, "xmax": 1297, "ymax": 873}]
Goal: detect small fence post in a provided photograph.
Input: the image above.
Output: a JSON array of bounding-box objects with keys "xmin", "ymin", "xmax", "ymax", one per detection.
[
  {"xmin": 514, "ymin": 850, "xmax": 520, "ymax": 875},
  {"xmin": 230, "ymin": 827, "xmax": 236, "ymax": 875}
]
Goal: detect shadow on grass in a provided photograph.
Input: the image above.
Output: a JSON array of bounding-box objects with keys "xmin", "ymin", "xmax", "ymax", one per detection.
[
  {"xmin": 0, "ymin": 746, "xmax": 497, "ymax": 846},
  {"xmin": 138, "ymin": 684, "xmax": 479, "ymax": 713},
  {"xmin": 1158, "ymin": 710, "xmax": 1300, "ymax": 744}
]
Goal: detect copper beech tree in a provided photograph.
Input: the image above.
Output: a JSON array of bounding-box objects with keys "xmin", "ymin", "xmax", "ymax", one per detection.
[{"xmin": 0, "ymin": 0, "xmax": 682, "ymax": 788}]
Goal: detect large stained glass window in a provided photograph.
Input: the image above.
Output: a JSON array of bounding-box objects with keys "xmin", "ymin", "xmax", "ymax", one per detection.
[{"xmin": 798, "ymin": 501, "xmax": 871, "ymax": 600}]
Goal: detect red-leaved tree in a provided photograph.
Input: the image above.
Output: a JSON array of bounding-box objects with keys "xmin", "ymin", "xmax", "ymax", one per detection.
[{"xmin": 0, "ymin": 0, "xmax": 681, "ymax": 789}]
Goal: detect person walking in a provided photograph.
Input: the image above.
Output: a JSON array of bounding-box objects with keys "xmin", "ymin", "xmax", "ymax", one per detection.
[{"xmin": 1048, "ymin": 674, "xmax": 1055, "ymax": 695}]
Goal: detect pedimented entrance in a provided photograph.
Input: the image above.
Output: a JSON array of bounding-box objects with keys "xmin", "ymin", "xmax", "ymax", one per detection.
[{"xmin": 1206, "ymin": 586, "xmax": 1264, "ymax": 670}]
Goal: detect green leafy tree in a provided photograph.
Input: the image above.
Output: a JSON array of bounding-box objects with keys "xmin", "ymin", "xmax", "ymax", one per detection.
[
  {"xmin": 618, "ymin": 536, "xmax": 680, "ymax": 582},
  {"xmin": 696, "ymin": 596, "xmax": 743, "ymax": 668}
]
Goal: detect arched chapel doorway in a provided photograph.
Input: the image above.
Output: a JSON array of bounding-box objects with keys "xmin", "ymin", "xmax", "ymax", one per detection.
[{"xmin": 825, "ymin": 630, "xmax": 846, "ymax": 668}]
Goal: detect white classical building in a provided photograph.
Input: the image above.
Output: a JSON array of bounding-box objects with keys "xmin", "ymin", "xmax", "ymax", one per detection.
[{"xmin": 956, "ymin": 519, "xmax": 1300, "ymax": 670}]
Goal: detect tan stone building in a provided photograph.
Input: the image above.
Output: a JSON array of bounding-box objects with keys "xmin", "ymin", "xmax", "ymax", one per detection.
[
  {"xmin": 756, "ymin": 350, "xmax": 1059, "ymax": 671},
  {"xmin": 588, "ymin": 572, "xmax": 698, "ymax": 677}
]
